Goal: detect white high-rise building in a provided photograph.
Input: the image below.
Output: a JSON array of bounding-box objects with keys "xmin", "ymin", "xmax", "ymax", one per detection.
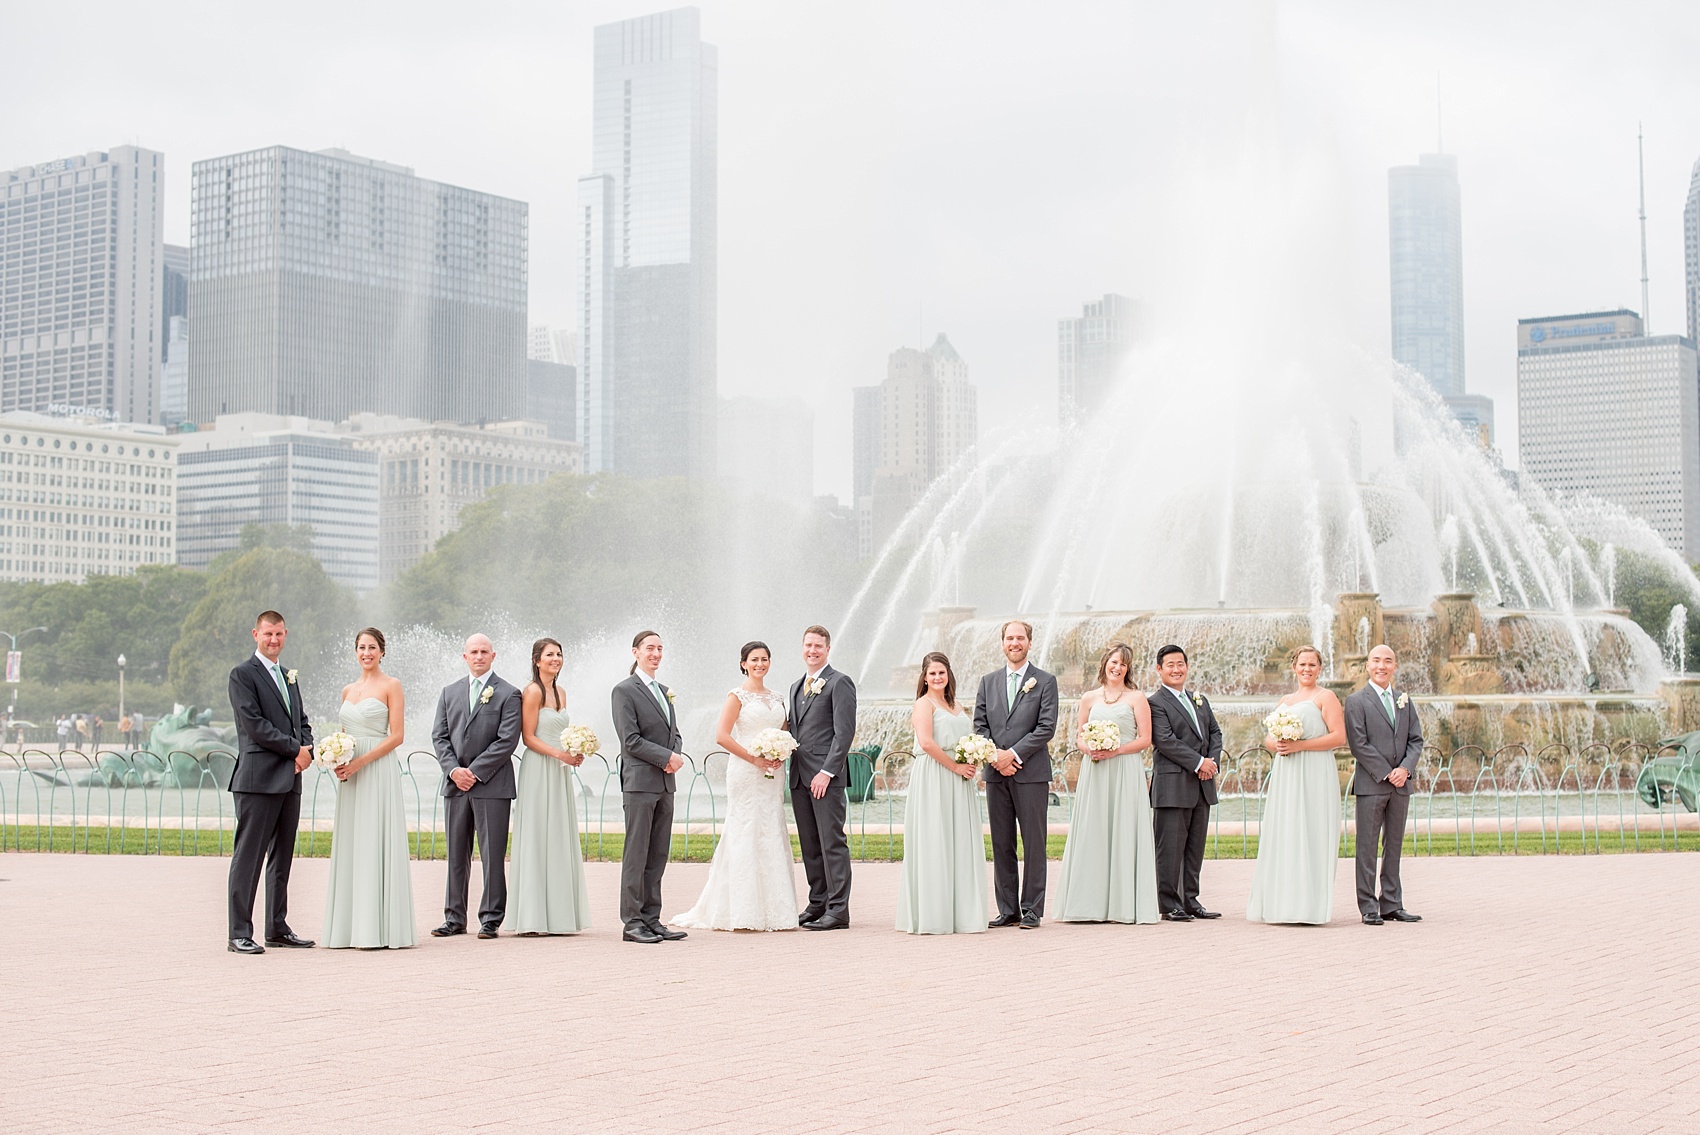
[
  {"xmin": 0, "ymin": 412, "xmax": 177, "ymax": 582},
  {"xmin": 578, "ymin": 7, "xmax": 718, "ymax": 478},
  {"xmin": 1684, "ymin": 156, "xmax": 1700, "ymax": 344},
  {"xmin": 1517, "ymin": 310, "xmax": 1700, "ymax": 555},
  {"xmin": 1, "ymin": 147, "xmax": 165, "ymax": 425},
  {"xmin": 1057, "ymin": 293, "xmax": 1137, "ymax": 423},
  {"xmin": 862, "ymin": 334, "xmax": 978, "ymax": 554}
]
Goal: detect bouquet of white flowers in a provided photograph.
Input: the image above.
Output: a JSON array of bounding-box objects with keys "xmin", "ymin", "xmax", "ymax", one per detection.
[
  {"xmin": 558, "ymin": 724, "xmax": 600, "ymax": 757},
  {"xmin": 315, "ymin": 731, "xmax": 356, "ymax": 768},
  {"xmin": 1081, "ymin": 719, "xmax": 1121, "ymax": 752},
  {"xmin": 749, "ymin": 727, "xmax": 799, "ymax": 779},
  {"xmin": 954, "ymin": 734, "xmax": 996, "ymax": 766},
  {"xmin": 1264, "ymin": 706, "xmax": 1307, "ymax": 745}
]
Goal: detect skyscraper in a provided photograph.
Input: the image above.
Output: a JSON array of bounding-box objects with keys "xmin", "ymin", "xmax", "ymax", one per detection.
[
  {"xmin": 578, "ymin": 7, "xmax": 718, "ymax": 479},
  {"xmin": 0, "ymin": 147, "xmax": 165, "ymax": 424},
  {"xmin": 1057, "ymin": 293, "xmax": 1137, "ymax": 423},
  {"xmin": 1684, "ymin": 156, "xmax": 1700, "ymax": 344},
  {"xmin": 186, "ymin": 146, "xmax": 527, "ymax": 426},
  {"xmin": 863, "ymin": 334, "xmax": 978, "ymax": 553},
  {"xmin": 1389, "ymin": 154, "xmax": 1465, "ymax": 397},
  {"xmin": 161, "ymin": 243, "xmax": 188, "ymax": 353},
  {"xmin": 1517, "ymin": 310, "xmax": 1700, "ymax": 556}
]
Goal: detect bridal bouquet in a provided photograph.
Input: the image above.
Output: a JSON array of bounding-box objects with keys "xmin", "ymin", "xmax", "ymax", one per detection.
[
  {"xmin": 749, "ymin": 727, "xmax": 799, "ymax": 779},
  {"xmin": 954, "ymin": 734, "xmax": 996, "ymax": 766},
  {"xmin": 1264, "ymin": 706, "xmax": 1307, "ymax": 745},
  {"xmin": 315, "ymin": 731, "xmax": 356, "ymax": 769},
  {"xmin": 1081, "ymin": 720, "xmax": 1121, "ymax": 752},
  {"xmin": 558, "ymin": 724, "xmax": 600, "ymax": 757}
]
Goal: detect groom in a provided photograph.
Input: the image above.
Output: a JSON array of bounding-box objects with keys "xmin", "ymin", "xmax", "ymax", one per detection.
[
  {"xmin": 431, "ymin": 633, "xmax": 522, "ymax": 940},
  {"xmin": 1344, "ymin": 644, "xmax": 1424, "ymax": 926},
  {"xmin": 1148, "ymin": 644, "xmax": 1223, "ymax": 922},
  {"xmin": 973, "ymin": 620, "xmax": 1059, "ymax": 929},
  {"xmin": 225, "ymin": 609, "xmax": 315, "ymax": 954},
  {"xmin": 611, "ymin": 630, "xmax": 688, "ymax": 944},
  {"xmin": 789, "ymin": 625, "xmax": 857, "ymax": 930}
]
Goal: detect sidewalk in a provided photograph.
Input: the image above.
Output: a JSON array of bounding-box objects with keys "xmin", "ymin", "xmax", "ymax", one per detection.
[{"xmin": 1, "ymin": 853, "xmax": 1697, "ymax": 1132}]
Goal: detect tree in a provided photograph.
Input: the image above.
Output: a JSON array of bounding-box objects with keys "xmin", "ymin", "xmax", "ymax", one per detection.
[
  {"xmin": 169, "ymin": 543, "xmax": 358, "ymax": 709},
  {"xmin": 0, "ymin": 565, "xmax": 206, "ymax": 686},
  {"xmin": 1613, "ymin": 546, "xmax": 1700, "ymax": 672}
]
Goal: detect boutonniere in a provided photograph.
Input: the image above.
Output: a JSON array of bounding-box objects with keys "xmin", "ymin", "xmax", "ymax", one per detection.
[
  {"xmin": 1395, "ymin": 692, "xmax": 1409, "ymax": 710},
  {"xmin": 666, "ymin": 689, "xmax": 677, "ymax": 704},
  {"xmin": 1021, "ymin": 677, "xmax": 1037, "ymax": 694},
  {"xmin": 479, "ymin": 686, "xmax": 494, "ymax": 705},
  {"xmin": 286, "ymin": 669, "xmax": 298, "ymax": 685},
  {"xmin": 1192, "ymin": 693, "xmax": 1204, "ymax": 707},
  {"xmin": 807, "ymin": 677, "xmax": 826, "ymax": 698}
]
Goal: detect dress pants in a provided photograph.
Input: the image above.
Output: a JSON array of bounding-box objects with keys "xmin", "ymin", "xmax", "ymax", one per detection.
[
  {"xmin": 444, "ymin": 794, "xmax": 511, "ymax": 928},
  {"xmin": 986, "ymin": 776, "xmax": 1049, "ymax": 918},
  {"xmin": 1355, "ymin": 791, "xmax": 1410, "ymax": 916},
  {"xmin": 621, "ymin": 790, "xmax": 674, "ymax": 929},
  {"xmin": 791, "ymin": 781, "xmax": 852, "ymax": 919},
  {"xmin": 228, "ymin": 790, "xmax": 301, "ymax": 940},
  {"xmin": 1154, "ymin": 800, "xmax": 1210, "ymax": 912}
]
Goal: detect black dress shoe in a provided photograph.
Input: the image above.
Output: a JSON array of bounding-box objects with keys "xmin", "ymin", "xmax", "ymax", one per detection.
[
  {"xmin": 1384, "ymin": 910, "xmax": 1422, "ymax": 923},
  {"xmin": 798, "ymin": 909, "xmax": 824, "ymax": 926},
  {"xmin": 988, "ymin": 913, "xmax": 1020, "ymax": 928},
  {"xmin": 1019, "ymin": 911, "xmax": 1041, "ymax": 929},
  {"xmin": 1186, "ymin": 906, "xmax": 1222, "ymax": 920},
  {"xmin": 652, "ymin": 924, "xmax": 687, "ymax": 941},
  {"xmin": 1362, "ymin": 913, "xmax": 1385, "ymax": 925},
  {"xmin": 622, "ymin": 925, "xmax": 663, "ymax": 944},
  {"xmin": 802, "ymin": 915, "xmax": 849, "ymax": 931},
  {"xmin": 431, "ymin": 923, "xmax": 466, "ymax": 937},
  {"xmin": 228, "ymin": 937, "xmax": 265, "ymax": 955},
  {"xmin": 264, "ymin": 931, "xmax": 315, "ymax": 948},
  {"xmin": 1161, "ymin": 908, "xmax": 1195, "ymax": 922},
  {"xmin": 477, "ymin": 924, "xmax": 500, "ymax": 939}
]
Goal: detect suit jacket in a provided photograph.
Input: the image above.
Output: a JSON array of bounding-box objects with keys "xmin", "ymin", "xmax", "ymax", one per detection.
[
  {"xmin": 973, "ymin": 665, "xmax": 1059, "ymax": 785},
  {"xmin": 1344, "ymin": 683, "xmax": 1423, "ymax": 796},
  {"xmin": 228, "ymin": 654, "xmax": 314, "ymax": 796},
  {"xmin": 787, "ymin": 665, "xmax": 857, "ymax": 788},
  {"xmin": 1148, "ymin": 684, "xmax": 1223, "ymax": 808},
  {"xmin": 431, "ymin": 673, "xmax": 521, "ymax": 799},
  {"xmin": 612, "ymin": 673, "xmax": 681, "ymax": 794}
]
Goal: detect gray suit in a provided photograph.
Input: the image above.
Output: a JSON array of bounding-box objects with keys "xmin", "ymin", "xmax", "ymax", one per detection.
[
  {"xmin": 432, "ymin": 673, "xmax": 522, "ymax": 929},
  {"xmin": 1344, "ymin": 683, "xmax": 1423, "ymax": 917},
  {"xmin": 789, "ymin": 666, "xmax": 857, "ymax": 921},
  {"xmin": 226, "ymin": 654, "xmax": 314, "ymax": 940},
  {"xmin": 1148, "ymin": 684, "xmax": 1223, "ymax": 914},
  {"xmin": 974, "ymin": 665, "xmax": 1059, "ymax": 919},
  {"xmin": 612, "ymin": 673, "xmax": 680, "ymax": 930}
]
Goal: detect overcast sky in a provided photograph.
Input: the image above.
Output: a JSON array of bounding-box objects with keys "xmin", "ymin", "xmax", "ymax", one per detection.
[{"xmin": 5, "ymin": 1, "xmax": 1698, "ymax": 498}]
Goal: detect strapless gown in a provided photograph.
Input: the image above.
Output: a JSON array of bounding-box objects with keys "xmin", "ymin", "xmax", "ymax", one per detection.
[
  {"xmin": 504, "ymin": 704, "xmax": 592, "ymax": 934},
  {"xmin": 1246, "ymin": 698, "xmax": 1341, "ymax": 925},
  {"xmin": 896, "ymin": 706, "xmax": 988, "ymax": 934},
  {"xmin": 322, "ymin": 698, "xmax": 416, "ymax": 949},
  {"xmin": 1056, "ymin": 699, "xmax": 1159, "ymax": 923}
]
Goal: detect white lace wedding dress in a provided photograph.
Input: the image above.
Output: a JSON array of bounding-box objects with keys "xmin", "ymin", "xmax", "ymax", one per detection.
[{"xmin": 670, "ymin": 688, "xmax": 800, "ymax": 931}]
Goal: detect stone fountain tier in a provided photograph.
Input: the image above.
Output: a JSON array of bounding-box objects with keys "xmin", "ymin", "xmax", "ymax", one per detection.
[{"xmin": 903, "ymin": 592, "xmax": 1666, "ymax": 702}]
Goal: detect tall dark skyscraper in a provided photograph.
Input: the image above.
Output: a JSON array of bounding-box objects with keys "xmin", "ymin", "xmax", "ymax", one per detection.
[
  {"xmin": 186, "ymin": 146, "xmax": 527, "ymax": 425},
  {"xmin": 578, "ymin": 7, "xmax": 718, "ymax": 477}
]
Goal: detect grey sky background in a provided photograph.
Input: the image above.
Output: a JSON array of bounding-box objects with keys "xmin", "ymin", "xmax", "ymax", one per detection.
[{"xmin": 5, "ymin": 1, "xmax": 1698, "ymax": 499}]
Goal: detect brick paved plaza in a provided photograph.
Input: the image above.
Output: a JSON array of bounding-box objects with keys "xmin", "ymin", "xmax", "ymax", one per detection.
[{"xmin": 2, "ymin": 852, "xmax": 1697, "ymax": 1133}]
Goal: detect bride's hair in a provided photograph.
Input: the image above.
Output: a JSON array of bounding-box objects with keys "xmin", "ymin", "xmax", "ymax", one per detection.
[
  {"xmin": 354, "ymin": 627, "xmax": 386, "ymax": 656},
  {"xmin": 530, "ymin": 637, "xmax": 564, "ymax": 710},
  {"xmin": 915, "ymin": 651, "xmax": 957, "ymax": 708},
  {"xmin": 1094, "ymin": 642, "xmax": 1136, "ymax": 690},
  {"xmin": 629, "ymin": 629, "xmax": 660, "ymax": 674},
  {"xmin": 1288, "ymin": 644, "xmax": 1323, "ymax": 669},
  {"xmin": 738, "ymin": 641, "xmax": 769, "ymax": 675}
]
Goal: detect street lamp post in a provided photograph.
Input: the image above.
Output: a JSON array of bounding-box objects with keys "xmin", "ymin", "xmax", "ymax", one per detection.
[
  {"xmin": 117, "ymin": 653, "xmax": 127, "ymax": 726},
  {"xmin": 0, "ymin": 626, "xmax": 49, "ymax": 748}
]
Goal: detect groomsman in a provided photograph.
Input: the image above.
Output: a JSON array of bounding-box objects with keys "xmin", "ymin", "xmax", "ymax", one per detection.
[
  {"xmin": 431, "ymin": 633, "xmax": 522, "ymax": 939},
  {"xmin": 1147, "ymin": 644, "xmax": 1223, "ymax": 922},
  {"xmin": 973, "ymin": 620, "xmax": 1059, "ymax": 929},
  {"xmin": 1343, "ymin": 644, "xmax": 1424, "ymax": 926},
  {"xmin": 225, "ymin": 610, "xmax": 315, "ymax": 954},
  {"xmin": 788, "ymin": 625, "xmax": 857, "ymax": 930},
  {"xmin": 611, "ymin": 630, "xmax": 688, "ymax": 944}
]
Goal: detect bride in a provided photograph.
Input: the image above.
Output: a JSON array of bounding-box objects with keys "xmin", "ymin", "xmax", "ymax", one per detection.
[{"xmin": 670, "ymin": 641, "xmax": 800, "ymax": 931}]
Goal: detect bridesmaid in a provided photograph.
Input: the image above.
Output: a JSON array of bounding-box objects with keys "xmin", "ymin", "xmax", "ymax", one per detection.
[
  {"xmin": 322, "ymin": 627, "xmax": 416, "ymax": 949},
  {"xmin": 1246, "ymin": 645, "xmax": 1346, "ymax": 925},
  {"xmin": 1055, "ymin": 642, "xmax": 1159, "ymax": 924},
  {"xmin": 896, "ymin": 651, "xmax": 987, "ymax": 934},
  {"xmin": 503, "ymin": 637, "xmax": 592, "ymax": 936}
]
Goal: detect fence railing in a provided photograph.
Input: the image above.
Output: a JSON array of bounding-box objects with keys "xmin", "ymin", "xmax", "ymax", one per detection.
[{"xmin": 1, "ymin": 740, "xmax": 1695, "ymax": 858}]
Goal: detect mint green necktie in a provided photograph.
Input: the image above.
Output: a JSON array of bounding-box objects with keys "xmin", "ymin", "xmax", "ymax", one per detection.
[
  {"xmin": 650, "ymin": 680, "xmax": 669, "ymax": 716},
  {"xmin": 1175, "ymin": 688, "xmax": 1199, "ymax": 732},
  {"xmin": 1006, "ymin": 670, "xmax": 1019, "ymax": 709},
  {"xmin": 1380, "ymin": 688, "xmax": 1395, "ymax": 724},
  {"xmin": 271, "ymin": 664, "xmax": 290, "ymax": 712},
  {"xmin": 469, "ymin": 676, "xmax": 484, "ymax": 712}
]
